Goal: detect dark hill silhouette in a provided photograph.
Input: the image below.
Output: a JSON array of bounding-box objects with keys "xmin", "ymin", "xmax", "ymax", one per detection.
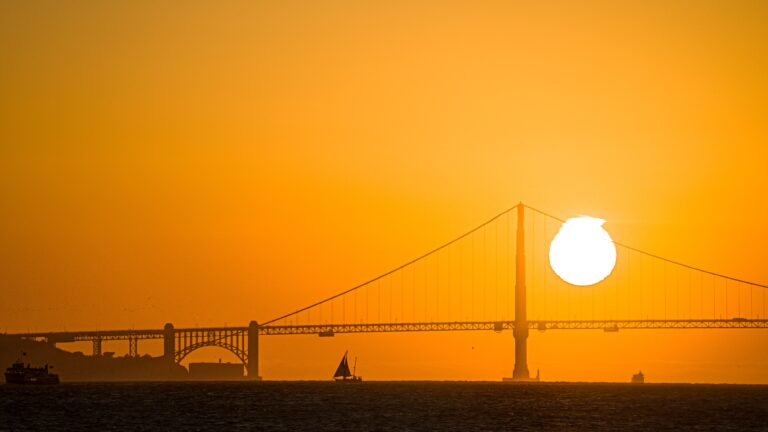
[{"xmin": 0, "ymin": 335, "xmax": 188, "ymax": 381}]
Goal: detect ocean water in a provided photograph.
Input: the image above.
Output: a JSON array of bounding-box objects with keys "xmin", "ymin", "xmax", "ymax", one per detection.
[{"xmin": 1, "ymin": 381, "xmax": 767, "ymax": 431}]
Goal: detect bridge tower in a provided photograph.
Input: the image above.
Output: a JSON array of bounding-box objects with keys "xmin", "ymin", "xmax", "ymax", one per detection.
[
  {"xmin": 512, "ymin": 203, "xmax": 530, "ymax": 380},
  {"xmin": 248, "ymin": 321, "xmax": 261, "ymax": 380},
  {"xmin": 163, "ymin": 323, "xmax": 175, "ymax": 366}
]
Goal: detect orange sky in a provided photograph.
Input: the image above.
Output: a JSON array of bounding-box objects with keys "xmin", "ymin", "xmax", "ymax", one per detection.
[{"xmin": 1, "ymin": 0, "xmax": 767, "ymax": 383}]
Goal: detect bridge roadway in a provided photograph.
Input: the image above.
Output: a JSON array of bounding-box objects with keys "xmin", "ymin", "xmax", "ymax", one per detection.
[
  {"xmin": 11, "ymin": 318, "xmax": 768, "ymax": 341},
  {"xmin": 261, "ymin": 318, "xmax": 768, "ymax": 334}
]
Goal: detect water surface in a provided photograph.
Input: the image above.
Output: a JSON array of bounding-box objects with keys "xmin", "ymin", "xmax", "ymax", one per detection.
[{"xmin": 2, "ymin": 381, "xmax": 766, "ymax": 431}]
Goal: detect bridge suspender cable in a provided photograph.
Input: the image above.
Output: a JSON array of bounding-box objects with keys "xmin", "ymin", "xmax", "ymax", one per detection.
[
  {"xmin": 262, "ymin": 204, "xmax": 520, "ymax": 325},
  {"xmin": 525, "ymin": 205, "xmax": 768, "ymax": 290}
]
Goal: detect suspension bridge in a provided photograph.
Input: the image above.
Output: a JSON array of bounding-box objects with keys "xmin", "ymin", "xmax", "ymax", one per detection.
[{"xmin": 11, "ymin": 203, "xmax": 768, "ymax": 380}]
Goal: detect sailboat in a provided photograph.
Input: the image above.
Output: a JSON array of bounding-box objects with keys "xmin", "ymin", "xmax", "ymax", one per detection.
[{"xmin": 333, "ymin": 351, "xmax": 362, "ymax": 382}]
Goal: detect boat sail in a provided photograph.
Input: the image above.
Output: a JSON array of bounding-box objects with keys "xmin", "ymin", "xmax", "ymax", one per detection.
[{"xmin": 333, "ymin": 351, "xmax": 362, "ymax": 382}]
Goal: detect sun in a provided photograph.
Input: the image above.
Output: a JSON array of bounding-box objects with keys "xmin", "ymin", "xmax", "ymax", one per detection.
[{"xmin": 549, "ymin": 216, "xmax": 616, "ymax": 286}]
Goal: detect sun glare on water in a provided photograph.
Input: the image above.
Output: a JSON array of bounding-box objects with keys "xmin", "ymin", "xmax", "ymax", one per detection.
[{"xmin": 549, "ymin": 216, "xmax": 617, "ymax": 286}]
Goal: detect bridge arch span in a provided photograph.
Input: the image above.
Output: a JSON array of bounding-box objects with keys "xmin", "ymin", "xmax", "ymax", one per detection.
[
  {"xmin": 175, "ymin": 341, "xmax": 248, "ymax": 367},
  {"xmin": 172, "ymin": 328, "xmax": 250, "ymax": 374}
]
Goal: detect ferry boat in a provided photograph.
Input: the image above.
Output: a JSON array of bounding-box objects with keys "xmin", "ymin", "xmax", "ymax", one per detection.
[
  {"xmin": 631, "ymin": 371, "xmax": 645, "ymax": 384},
  {"xmin": 333, "ymin": 351, "xmax": 362, "ymax": 382},
  {"xmin": 4, "ymin": 354, "xmax": 59, "ymax": 385}
]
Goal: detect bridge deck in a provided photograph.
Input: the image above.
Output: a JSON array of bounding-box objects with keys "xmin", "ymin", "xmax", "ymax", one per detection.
[
  {"xmin": 9, "ymin": 319, "xmax": 768, "ymax": 341},
  {"xmin": 9, "ymin": 326, "xmax": 248, "ymax": 342},
  {"xmin": 260, "ymin": 319, "xmax": 768, "ymax": 335}
]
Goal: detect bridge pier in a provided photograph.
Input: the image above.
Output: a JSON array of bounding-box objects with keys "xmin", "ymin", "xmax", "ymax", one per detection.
[
  {"xmin": 164, "ymin": 323, "xmax": 175, "ymax": 366},
  {"xmin": 128, "ymin": 337, "xmax": 138, "ymax": 357},
  {"xmin": 92, "ymin": 337, "xmax": 102, "ymax": 357},
  {"xmin": 248, "ymin": 321, "xmax": 261, "ymax": 380}
]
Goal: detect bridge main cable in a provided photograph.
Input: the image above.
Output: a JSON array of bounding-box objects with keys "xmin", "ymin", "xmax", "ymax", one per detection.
[{"xmin": 262, "ymin": 204, "xmax": 520, "ymax": 325}]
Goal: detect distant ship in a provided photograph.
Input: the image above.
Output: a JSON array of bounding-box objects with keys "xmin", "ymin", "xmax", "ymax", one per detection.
[
  {"xmin": 333, "ymin": 351, "xmax": 362, "ymax": 382},
  {"xmin": 631, "ymin": 371, "xmax": 645, "ymax": 384},
  {"xmin": 5, "ymin": 354, "xmax": 59, "ymax": 385}
]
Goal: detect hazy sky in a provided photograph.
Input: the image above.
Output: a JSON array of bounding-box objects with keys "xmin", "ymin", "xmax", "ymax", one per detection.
[{"xmin": 1, "ymin": 0, "xmax": 767, "ymax": 382}]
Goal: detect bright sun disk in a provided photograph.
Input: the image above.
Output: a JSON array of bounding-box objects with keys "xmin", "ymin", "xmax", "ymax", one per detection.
[{"xmin": 549, "ymin": 216, "xmax": 616, "ymax": 286}]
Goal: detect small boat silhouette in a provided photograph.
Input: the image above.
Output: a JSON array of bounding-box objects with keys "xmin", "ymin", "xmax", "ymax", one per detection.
[{"xmin": 333, "ymin": 351, "xmax": 362, "ymax": 382}]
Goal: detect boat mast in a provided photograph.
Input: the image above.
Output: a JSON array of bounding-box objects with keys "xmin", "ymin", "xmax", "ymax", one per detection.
[{"xmin": 353, "ymin": 357, "xmax": 357, "ymax": 377}]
